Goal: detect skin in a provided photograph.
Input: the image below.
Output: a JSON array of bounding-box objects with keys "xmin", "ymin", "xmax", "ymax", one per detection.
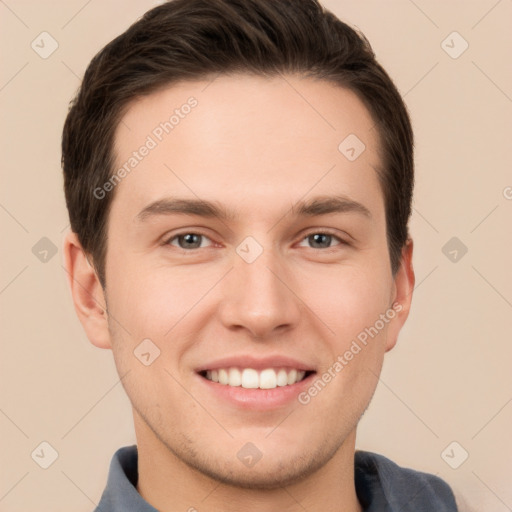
[{"xmin": 64, "ymin": 74, "xmax": 414, "ymax": 512}]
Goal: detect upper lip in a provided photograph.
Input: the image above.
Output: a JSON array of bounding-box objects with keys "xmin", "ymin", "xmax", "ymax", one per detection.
[{"xmin": 195, "ymin": 355, "xmax": 316, "ymax": 373}]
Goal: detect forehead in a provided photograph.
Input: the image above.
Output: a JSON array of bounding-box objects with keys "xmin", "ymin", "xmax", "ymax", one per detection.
[{"xmin": 111, "ymin": 74, "xmax": 383, "ymax": 221}]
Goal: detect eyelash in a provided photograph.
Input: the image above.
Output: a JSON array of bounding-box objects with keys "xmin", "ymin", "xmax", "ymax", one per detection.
[{"xmin": 164, "ymin": 229, "xmax": 348, "ymax": 252}]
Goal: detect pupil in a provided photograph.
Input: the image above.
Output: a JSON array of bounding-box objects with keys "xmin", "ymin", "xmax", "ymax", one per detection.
[
  {"xmin": 181, "ymin": 234, "xmax": 200, "ymax": 248},
  {"xmin": 311, "ymin": 233, "xmax": 330, "ymax": 248}
]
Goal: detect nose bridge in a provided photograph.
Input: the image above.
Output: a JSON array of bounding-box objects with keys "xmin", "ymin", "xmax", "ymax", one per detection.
[{"xmin": 218, "ymin": 240, "xmax": 301, "ymax": 337}]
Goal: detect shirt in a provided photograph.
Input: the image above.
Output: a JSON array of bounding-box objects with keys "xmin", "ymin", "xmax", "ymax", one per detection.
[{"xmin": 94, "ymin": 445, "xmax": 459, "ymax": 511}]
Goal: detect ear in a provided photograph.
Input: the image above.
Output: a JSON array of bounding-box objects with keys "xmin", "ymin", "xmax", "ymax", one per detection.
[
  {"xmin": 385, "ymin": 238, "xmax": 415, "ymax": 353},
  {"xmin": 63, "ymin": 231, "xmax": 112, "ymax": 349}
]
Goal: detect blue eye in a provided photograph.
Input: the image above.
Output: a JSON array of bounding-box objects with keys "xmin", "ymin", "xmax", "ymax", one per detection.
[
  {"xmin": 164, "ymin": 230, "xmax": 346, "ymax": 252},
  {"xmin": 167, "ymin": 233, "xmax": 212, "ymax": 249},
  {"xmin": 299, "ymin": 232, "xmax": 344, "ymax": 249}
]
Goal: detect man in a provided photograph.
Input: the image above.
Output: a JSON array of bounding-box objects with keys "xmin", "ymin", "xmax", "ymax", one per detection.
[{"xmin": 61, "ymin": 0, "xmax": 459, "ymax": 510}]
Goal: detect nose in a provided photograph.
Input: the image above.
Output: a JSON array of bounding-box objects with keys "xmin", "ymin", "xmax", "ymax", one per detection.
[{"xmin": 217, "ymin": 245, "xmax": 302, "ymax": 340}]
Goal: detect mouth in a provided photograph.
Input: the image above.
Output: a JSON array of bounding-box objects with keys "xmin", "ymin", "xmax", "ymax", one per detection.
[
  {"xmin": 198, "ymin": 367, "xmax": 314, "ymax": 390},
  {"xmin": 194, "ymin": 355, "xmax": 317, "ymax": 410}
]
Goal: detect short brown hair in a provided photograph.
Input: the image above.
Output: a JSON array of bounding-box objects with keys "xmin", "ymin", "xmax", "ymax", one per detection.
[{"xmin": 62, "ymin": 0, "xmax": 414, "ymax": 287}]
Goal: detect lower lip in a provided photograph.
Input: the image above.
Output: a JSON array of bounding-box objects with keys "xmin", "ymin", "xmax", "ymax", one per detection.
[{"xmin": 196, "ymin": 372, "xmax": 316, "ymax": 410}]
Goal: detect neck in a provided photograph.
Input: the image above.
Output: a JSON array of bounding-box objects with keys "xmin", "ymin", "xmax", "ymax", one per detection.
[{"xmin": 135, "ymin": 414, "xmax": 363, "ymax": 512}]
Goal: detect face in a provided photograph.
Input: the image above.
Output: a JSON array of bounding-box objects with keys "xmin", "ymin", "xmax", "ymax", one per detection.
[{"xmin": 76, "ymin": 74, "xmax": 413, "ymax": 488}]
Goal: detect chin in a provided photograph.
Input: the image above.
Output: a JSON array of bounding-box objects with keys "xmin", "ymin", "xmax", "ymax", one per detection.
[
  {"xmin": 175, "ymin": 439, "xmax": 339, "ymax": 490},
  {"xmin": 192, "ymin": 459, "xmax": 320, "ymax": 490}
]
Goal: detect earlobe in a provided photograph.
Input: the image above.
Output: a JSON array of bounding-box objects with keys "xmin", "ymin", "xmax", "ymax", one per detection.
[
  {"xmin": 63, "ymin": 231, "xmax": 112, "ymax": 349},
  {"xmin": 385, "ymin": 238, "xmax": 415, "ymax": 352}
]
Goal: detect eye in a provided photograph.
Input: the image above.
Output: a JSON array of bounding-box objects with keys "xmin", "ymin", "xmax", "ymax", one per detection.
[
  {"xmin": 298, "ymin": 231, "xmax": 345, "ymax": 249},
  {"xmin": 166, "ymin": 232, "xmax": 213, "ymax": 250}
]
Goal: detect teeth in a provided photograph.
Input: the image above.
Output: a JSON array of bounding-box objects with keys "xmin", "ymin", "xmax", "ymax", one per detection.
[
  {"xmin": 203, "ymin": 367, "xmax": 308, "ymax": 389},
  {"xmin": 241, "ymin": 368, "xmax": 259, "ymax": 388},
  {"xmin": 218, "ymin": 369, "xmax": 229, "ymax": 385},
  {"xmin": 276, "ymin": 369, "xmax": 288, "ymax": 387},
  {"xmin": 259, "ymin": 369, "xmax": 276, "ymax": 389},
  {"xmin": 228, "ymin": 368, "xmax": 242, "ymax": 386}
]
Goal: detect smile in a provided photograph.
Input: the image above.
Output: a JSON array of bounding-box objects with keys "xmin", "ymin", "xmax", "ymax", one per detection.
[{"xmin": 201, "ymin": 367, "xmax": 311, "ymax": 389}]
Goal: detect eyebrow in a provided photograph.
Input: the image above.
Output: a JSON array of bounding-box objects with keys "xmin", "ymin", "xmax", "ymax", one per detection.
[{"xmin": 135, "ymin": 194, "xmax": 372, "ymax": 222}]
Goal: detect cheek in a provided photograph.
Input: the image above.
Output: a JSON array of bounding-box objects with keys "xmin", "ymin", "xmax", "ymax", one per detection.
[
  {"xmin": 107, "ymin": 260, "xmax": 201, "ymax": 339},
  {"xmin": 299, "ymin": 262, "xmax": 393, "ymax": 342},
  {"xmin": 298, "ymin": 262, "xmax": 393, "ymax": 402}
]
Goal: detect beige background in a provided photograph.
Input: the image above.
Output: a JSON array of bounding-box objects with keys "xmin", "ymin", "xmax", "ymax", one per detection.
[{"xmin": 1, "ymin": 1, "xmax": 511, "ymax": 511}]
